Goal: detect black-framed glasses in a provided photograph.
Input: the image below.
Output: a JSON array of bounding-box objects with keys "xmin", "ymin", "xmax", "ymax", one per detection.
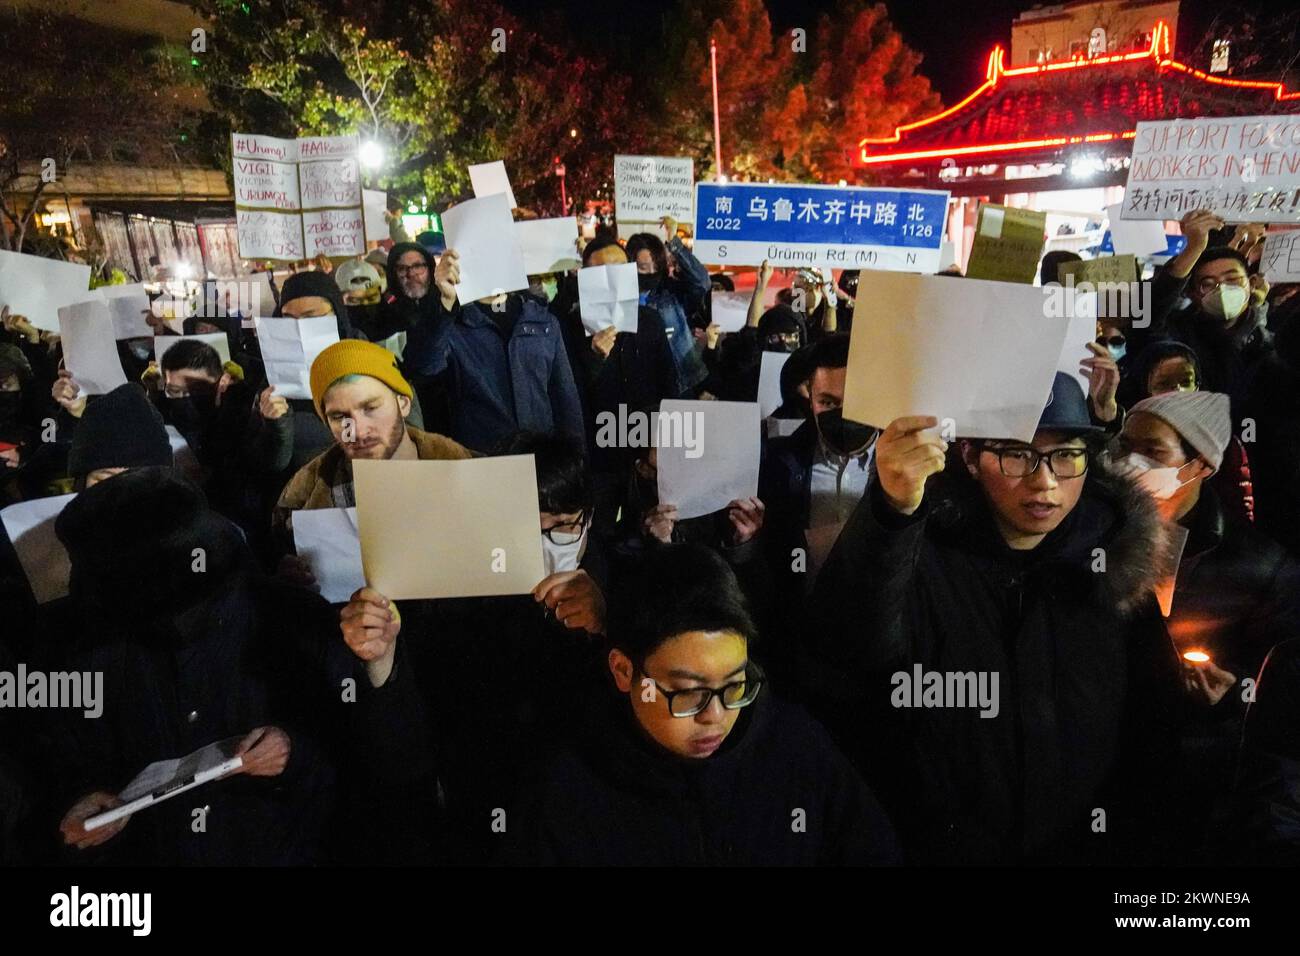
[
  {"xmin": 641, "ymin": 662, "xmax": 765, "ymax": 718},
  {"xmin": 395, "ymin": 263, "xmax": 429, "ymax": 276},
  {"xmin": 982, "ymin": 444, "xmax": 1090, "ymax": 479},
  {"xmin": 542, "ymin": 510, "xmax": 590, "ymax": 544},
  {"xmin": 1097, "ymin": 334, "xmax": 1126, "ymax": 347},
  {"xmin": 1194, "ymin": 275, "xmax": 1248, "ymax": 295}
]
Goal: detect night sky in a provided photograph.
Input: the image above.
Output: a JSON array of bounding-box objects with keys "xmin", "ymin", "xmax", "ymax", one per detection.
[{"xmin": 502, "ymin": 0, "xmax": 1267, "ymax": 106}]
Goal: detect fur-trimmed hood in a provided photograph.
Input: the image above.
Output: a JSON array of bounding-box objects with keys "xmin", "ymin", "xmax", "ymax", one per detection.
[{"xmin": 923, "ymin": 461, "xmax": 1177, "ymax": 616}]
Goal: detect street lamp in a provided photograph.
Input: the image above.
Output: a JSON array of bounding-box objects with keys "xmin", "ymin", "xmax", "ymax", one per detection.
[
  {"xmin": 554, "ymin": 158, "xmax": 568, "ymax": 214},
  {"xmin": 359, "ymin": 139, "xmax": 386, "ymax": 170}
]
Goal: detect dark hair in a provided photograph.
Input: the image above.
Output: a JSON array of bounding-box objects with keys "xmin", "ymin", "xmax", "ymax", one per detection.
[
  {"xmin": 608, "ymin": 544, "xmax": 758, "ymax": 663},
  {"xmin": 496, "ymin": 431, "xmax": 591, "ymax": 515},
  {"xmin": 624, "ymin": 233, "xmax": 669, "ymax": 277},
  {"xmin": 710, "ymin": 274, "xmax": 735, "ymax": 292},
  {"xmin": 1039, "ymin": 250, "xmax": 1082, "ymax": 286},
  {"xmin": 580, "ymin": 234, "xmax": 624, "ymax": 267},
  {"xmin": 807, "ymin": 333, "xmax": 850, "ymax": 374},
  {"xmin": 159, "ymin": 338, "xmax": 222, "ymax": 379},
  {"xmin": 1193, "ymin": 246, "xmax": 1250, "ymax": 277}
]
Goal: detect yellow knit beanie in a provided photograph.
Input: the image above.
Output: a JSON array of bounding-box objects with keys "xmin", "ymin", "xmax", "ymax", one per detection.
[{"xmin": 309, "ymin": 340, "xmax": 413, "ymax": 419}]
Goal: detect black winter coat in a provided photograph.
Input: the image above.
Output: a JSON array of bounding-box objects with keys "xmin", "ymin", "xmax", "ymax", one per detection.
[
  {"xmin": 807, "ymin": 467, "xmax": 1184, "ymax": 864},
  {"xmin": 506, "ymin": 687, "xmax": 899, "ymax": 866}
]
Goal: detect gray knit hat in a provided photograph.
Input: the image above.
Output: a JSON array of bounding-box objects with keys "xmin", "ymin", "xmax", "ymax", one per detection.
[{"xmin": 1128, "ymin": 391, "xmax": 1231, "ymax": 471}]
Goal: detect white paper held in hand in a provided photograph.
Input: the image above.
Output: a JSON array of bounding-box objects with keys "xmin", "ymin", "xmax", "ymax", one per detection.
[
  {"xmin": 468, "ymin": 160, "xmax": 518, "ymax": 209},
  {"xmin": 440, "ymin": 194, "xmax": 529, "ymax": 304},
  {"xmin": 656, "ymin": 400, "xmax": 761, "ymax": 521},
  {"xmin": 0, "ymin": 250, "xmax": 92, "ymax": 333},
  {"xmin": 254, "ymin": 316, "xmax": 339, "ymax": 400},
  {"xmin": 516, "ymin": 217, "xmax": 580, "ymax": 275},
  {"xmin": 57, "ymin": 299, "xmax": 128, "ymax": 395},
  {"xmin": 292, "ymin": 507, "xmax": 367, "ymax": 604},
  {"xmin": 709, "ymin": 290, "xmax": 750, "ymax": 333},
  {"xmin": 0, "ymin": 493, "xmax": 75, "ymax": 605},
  {"xmin": 577, "ymin": 262, "xmax": 639, "ymax": 334}
]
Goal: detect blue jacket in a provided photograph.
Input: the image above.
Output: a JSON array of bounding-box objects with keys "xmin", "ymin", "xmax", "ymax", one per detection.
[
  {"xmin": 403, "ymin": 294, "xmax": 584, "ymax": 453},
  {"xmin": 643, "ymin": 236, "xmax": 710, "ymax": 392}
]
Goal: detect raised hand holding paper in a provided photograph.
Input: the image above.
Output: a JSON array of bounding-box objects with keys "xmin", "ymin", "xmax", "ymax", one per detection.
[
  {"xmin": 656, "ymin": 400, "xmax": 761, "ymax": 521},
  {"xmin": 57, "ymin": 300, "xmax": 128, "ymax": 395},
  {"xmin": 577, "ymin": 262, "xmax": 639, "ymax": 334},
  {"xmin": 354, "ymin": 455, "xmax": 545, "ymax": 600},
  {"xmin": 255, "ymin": 316, "xmax": 340, "ymax": 400},
  {"xmin": 843, "ymin": 270, "xmax": 1070, "ymax": 443},
  {"xmin": 440, "ymin": 194, "xmax": 529, "ymax": 304}
]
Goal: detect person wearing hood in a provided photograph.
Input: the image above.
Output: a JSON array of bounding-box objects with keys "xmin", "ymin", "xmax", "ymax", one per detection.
[
  {"xmin": 625, "ymin": 218, "xmax": 711, "ymax": 395},
  {"xmin": 505, "ymin": 542, "xmax": 899, "ymax": 866},
  {"xmin": 47, "ymin": 467, "xmax": 357, "ymax": 864},
  {"xmin": 377, "ymin": 241, "xmax": 439, "ymax": 336},
  {"xmin": 1136, "ymin": 210, "xmax": 1273, "ymax": 409},
  {"xmin": 806, "ymin": 372, "xmax": 1184, "ymax": 864},
  {"xmin": 400, "ymin": 239, "xmax": 583, "ymax": 453},
  {"xmin": 1113, "ymin": 390, "xmax": 1300, "ymax": 859}
]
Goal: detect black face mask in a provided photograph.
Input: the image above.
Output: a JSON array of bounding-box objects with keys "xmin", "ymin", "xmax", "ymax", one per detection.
[
  {"xmin": 164, "ymin": 394, "xmax": 218, "ymax": 437},
  {"xmin": 637, "ymin": 273, "xmax": 661, "ymax": 294},
  {"xmin": 815, "ymin": 408, "xmax": 876, "ymax": 458}
]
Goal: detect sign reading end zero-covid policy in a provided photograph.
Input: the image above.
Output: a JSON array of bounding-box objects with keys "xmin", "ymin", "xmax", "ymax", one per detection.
[{"xmin": 692, "ymin": 183, "xmax": 950, "ymax": 271}]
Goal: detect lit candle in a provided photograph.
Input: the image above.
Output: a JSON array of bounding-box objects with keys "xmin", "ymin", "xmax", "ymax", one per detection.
[{"xmin": 1183, "ymin": 650, "xmax": 1211, "ymax": 664}]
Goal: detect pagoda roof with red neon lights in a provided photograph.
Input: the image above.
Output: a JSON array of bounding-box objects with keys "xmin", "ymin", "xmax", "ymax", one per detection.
[{"xmin": 857, "ymin": 22, "xmax": 1300, "ymax": 168}]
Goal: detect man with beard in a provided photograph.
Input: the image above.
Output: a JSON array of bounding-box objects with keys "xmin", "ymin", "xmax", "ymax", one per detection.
[{"xmin": 272, "ymin": 339, "xmax": 472, "ymax": 553}]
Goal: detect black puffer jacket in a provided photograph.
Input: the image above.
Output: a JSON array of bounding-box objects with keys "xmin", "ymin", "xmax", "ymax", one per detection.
[
  {"xmin": 506, "ymin": 686, "xmax": 899, "ymax": 866},
  {"xmin": 806, "ymin": 465, "xmax": 1184, "ymax": 864}
]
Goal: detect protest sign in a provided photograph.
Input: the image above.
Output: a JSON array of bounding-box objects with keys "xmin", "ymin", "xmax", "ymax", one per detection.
[
  {"xmin": 1, "ymin": 493, "xmax": 75, "ymax": 605},
  {"xmin": 1260, "ymin": 229, "xmax": 1300, "ymax": 282},
  {"xmin": 1122, "ymin": 115, "xmax": 1300, "ymax": 222},
  {"xmin": 1104, "ymin": 202, "xmax": 1168, "ymax": 256},
  {"xmin": 0, "ymin": 250, "xmax": 92, "ymax": 333},
  {"xmin": 614, "ymin": 155, "xmax": 695, "ymax": 239},
  {"xmin": 292, "ymin": 506, "xmax": 366, "ymax": 605},
  {"xmin": 96, "ymin": 283, "xmax": 153, "ymax": 339},
  {"xmin": 709, "ymin": 289, "xmax": 751, "ymax": 333},
  {"xmin": 964, "ymin": 203, "xmax": 1046, "ymax": 284},
  {"xmin": 656, "ymin": 400, "xmax": 761, "ymax": 521},
  {"xmin": 254, "ymin": 316, "xmax": 339, "ymax": 400},
  {"xmin": 441, "ymin": 194, "xmax": 529, "ymax": 303},
  {"xmin": 354, "ymin": 456, "xmax": 545, "ymax": 600},
  {"xmin": 1056, "ymin": 254, "xmax": 1138, "ymax": 287},
  {"xmin": 469, "ymin": 160, "xmax": 518, "ymax": 209},
  {"xmin": 693, "ymin": 183, "xmax": 949, "ymax": 272},
  {"xmin": 57, "ymin": 300, "xmax": 128, "ymax": 395},
  {"xmin": 758, "ymin": 351, "xmax": 790, "ymax": 418},
  {"xmin": 577, "ymin": 262, "xmax": 639, "ymax": 334},
  {"xmin": 363, "ymin": 189, "xmax": 389, "ymax": 242},
  {"xmin": 516, "ymin": 217, "xmax": 581, "ymax": 275},
  {"xmin": 843, "ymin": 270, "xmax": 1071, "ymax": 443},
  {"xmin": 232, "ymin": 132, "xmax": 366, "ymax": 260}
]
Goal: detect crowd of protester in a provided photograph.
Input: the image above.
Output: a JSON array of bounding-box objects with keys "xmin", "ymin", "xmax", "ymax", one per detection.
[{"xmin": 1, "ymin": 206, "xmax": 1298, "ymax": 866}]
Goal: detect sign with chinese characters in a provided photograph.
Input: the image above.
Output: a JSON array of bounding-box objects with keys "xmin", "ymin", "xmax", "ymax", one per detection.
[
  {"xmin": 1261, "ymin": 229, "xmax": 1300, "ymax": 282},
  {"xmin": 1122, "ymin": 116, "xmax": 1300, "ymax": 223},
  {"xmin": 232, "ymin": 132, "xmax": 366, "ymax": 260},
  {"xmin": 692, "ymin": 183, "xmax": 949, "ymax": 271},
  {"xmin": 964, "ymin": 203, "xmax": 1046, "ymax": 284}
]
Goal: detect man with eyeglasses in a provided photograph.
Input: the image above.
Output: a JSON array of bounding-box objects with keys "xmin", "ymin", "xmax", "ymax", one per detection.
[
  {"xmin": 1136, "ymin": 210, "xmax": 1273, "ymax": 407},
  {"xmin": 505, "ymin": 543, "xmax": 898, "ymax": 865},
  {"xmin": 808, "ymin": 372, "xmax": 1183, "ymax": 865}
]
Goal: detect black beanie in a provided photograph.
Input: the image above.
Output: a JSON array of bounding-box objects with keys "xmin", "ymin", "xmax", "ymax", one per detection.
[
  {"xmin": 275, "ymin": 269, "xmax": 355, "ymax": 339},
  {"xmin": 56, "ymin": 466, "xmax": 246, "ymax": 620},
  {"xmin": 67, "ymin": 383, "xmax": 173, "ymax": 479},
  {"xmin": 758, "ymin": 304, "xmax": 804, "ymax": 339}
]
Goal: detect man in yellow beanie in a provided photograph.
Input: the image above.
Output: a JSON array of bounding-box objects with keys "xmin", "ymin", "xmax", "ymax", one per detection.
[{"xmin": 272, "ymin": 339, "xmax": 472, "ymax": 550}]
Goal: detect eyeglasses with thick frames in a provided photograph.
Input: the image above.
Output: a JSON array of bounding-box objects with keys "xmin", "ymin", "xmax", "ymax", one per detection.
[
  {"xmin": 1194, "ymin": 274, "xmax": 1248, "ymax": 296},
  {"xmin": 981, "ymin": 444, "xmax": 1090, "ymax": 479},
  {"xmin": 395, "ymin": 263, "xmax": 429, "ymax": 276},
  {"xmin": 542, "ymin": 510, "xmax": 590, "ymax": 543},
  {"xmin": 640, "ymin": 662, "xmax": 765, "ymax": 718}
]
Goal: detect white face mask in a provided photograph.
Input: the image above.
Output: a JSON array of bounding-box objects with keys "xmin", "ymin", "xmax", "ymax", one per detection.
[
  {"xmin": 541, "ymin": 526, "xmax": 588, "ymax": 576},
  {"xmin": 1113, "ymin": 452, "xmax": 1196, "ymax": 500},
  {"xmin": 1201, "ymin": 284, "xmax": 1249, "ymax": 322}
]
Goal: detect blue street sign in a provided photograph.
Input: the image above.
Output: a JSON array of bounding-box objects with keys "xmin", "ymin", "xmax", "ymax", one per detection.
[{"xmin": 693, "ymin": 182, "xmax": 949, "ymax": 272}]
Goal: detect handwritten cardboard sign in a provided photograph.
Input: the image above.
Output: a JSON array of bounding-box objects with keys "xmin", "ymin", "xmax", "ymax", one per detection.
[{"xmin": 964, "ymin": 204, "xmax": 1046, "ymax": 284}]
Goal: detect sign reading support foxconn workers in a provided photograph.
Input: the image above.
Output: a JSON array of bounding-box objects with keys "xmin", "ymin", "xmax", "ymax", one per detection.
[
  {"xmin": 1122, "ymin": 115, "xmax": 1300, "ymax": 223},
  {"xmin": 233, "ymin": 133, "xmax": 366, "ymax": 260},
  {"xmin": 692, "ymin": 183, "xmax": 950, "ymax": 271}
]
